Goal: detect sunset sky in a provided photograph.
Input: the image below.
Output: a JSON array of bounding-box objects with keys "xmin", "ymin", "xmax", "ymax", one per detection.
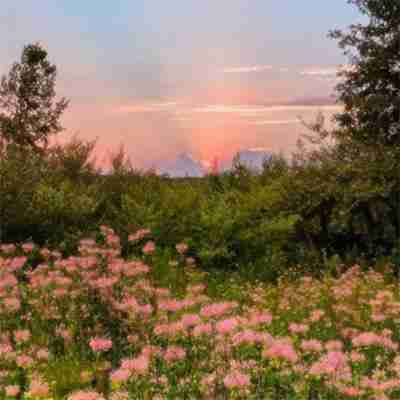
[{"xmin": 0, "ymin": 1, "xmax": 363, "ymax": 169}]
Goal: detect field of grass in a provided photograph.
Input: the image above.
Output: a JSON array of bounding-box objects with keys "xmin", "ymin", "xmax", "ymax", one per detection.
[{"xmin": 1, "ymin": 226, "xmax": 400, "ymax": 399}]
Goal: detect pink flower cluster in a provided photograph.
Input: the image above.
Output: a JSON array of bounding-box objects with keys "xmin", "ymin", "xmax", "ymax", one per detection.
[
  {"xmin": 352, "ymin": 332, "xmax": 398, "ymax": 350},
  {"xmin": 142, "ymin": 241, "xmax": 155, "ymax": 255},
  {"xmin": 89, "ymin": 337, "xmax": 113, "ymax": 352},
  {"xmin": 2, "ymin": 229, "xmax": 400, "ymax": 399},
  {"xmin": 223, "ymin": 370, "xmax": 251, "ymax": 389},
  {"xmin": 68, "ymin": 390, "xmax": 106, "ymax": 400},
  {"xmin": 262, "ymin": 338, "xmax": 298, "ymax": 363}
]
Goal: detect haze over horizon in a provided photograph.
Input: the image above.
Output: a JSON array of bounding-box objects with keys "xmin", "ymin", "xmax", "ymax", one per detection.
[{"xmin": 0, "ymin": 1, "xmax": 363, "ymax": 169}]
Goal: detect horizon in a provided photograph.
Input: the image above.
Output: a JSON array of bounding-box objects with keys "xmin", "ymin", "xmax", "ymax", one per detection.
[{"xmin": 0, "ymin": 1, "xmax": 364, "ymax": 169}]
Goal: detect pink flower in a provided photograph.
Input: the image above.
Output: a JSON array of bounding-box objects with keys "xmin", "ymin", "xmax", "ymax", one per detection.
[
  {"xmin": 128, "ymin": 229, "xmax": 151, "ymax": 242},
  {"xmin": 0, "ymin": 343, "xmax": 13, "ymax": 357},
  {"xmin": 262, "ymin": 339, "xmax": 298, "ymax": 363},
  {"xmin": 1, "ymin": 244, "xmax": 16, "ymax": 253},
  {"xmin": 223, "ymin": 371, "xmax": 251, "ymax": 389},
  {"xmin": 68, "ymin": 390, "xmax": 106, "ymax": 400},
  {"xmin": 22, "ymin": 243, "xmax": 35, "ymax": 253},
  {"xmin": 142, "ymin": 241, "xmax": 155, "ymax": 255},
  {"xmin": 181, "ymin": 313, "xmax": 201, "ymax": 328},
  {"xmin": 164, "ymin": 346, "xmax": 186, "ymax": 363},
  {"xmin": 352, "ymin": 332, "xmax": 397, "ymax": 350},
  {"xmin": 4, "ymin": 297, "xmax": 21, "ymax": 312},
  {"xmin": 200, "ymin": 302, "xmax": 238, "ymax": 318},
  {"xmin": 106, "ymin": 234, "xmax": 120, "ymax": 248},
  {"xmin": 110, "ymin": 369, "xmax": 131, "ymax": 384},
  {"xmin": 193, "ymin": 323, "xmax": 213, "ymax": 337},
  {"xmin": 141, "ymin": 345, "xmax": 161, "ymax": 358},
  {"xmin": 232, "ymin": 330, "xmax": 259, "ymax": 346},
  {"xmin": 36, "ymin": 349, "xmax": 50, "ymax": 360},
  {"xmin": 9, "ymin": 256, "xmax": 27, "ymax": 271},
  {"xmin": 349, "ymin": 351, "xmax": 365, "ymax": 363},
  {"xmin": 5, "ymin": 385, "xmax": 20, "ymax": 397},
  {"xmin": 247, "ymin": 311, "xmax": 272, "ymax": 326},
  {"xmin": 309, "ymin": 351, "xmax": 348, "ymax": 377},
  {"xmin": 338, "ymin": 386, "xmax": 362, "ymax": 397},
  {"xmin": 216, "ymin": 318, "xmax": 239, "ymax": 335},
  {"xmin": 89, "ymin": 337, "xmax": 112, "ymax": 352},
  {"xmin": 121, "ymin": 355, "xmax": 149, "ymax": 375},
  {"xmin": 28, "ymin": 378, "xmax": 50, "ymax": 398},
  {"xmin": 14, "ymin": 329, "xmax": 31, "ymax": 343},
  {"xmin": 325, "ymin": 340, "xmax": 343, "ymax": 351},
  {"xmin": 300, "ymin": 340, "xmax": 323, "ymax": 353},
  {"xmin": 288, "ymin": 323, "xmax": 309, "ymax": 335},
  {"xmin": 158, "ymin": 299, "xmax": 184, "ymax": 312}
]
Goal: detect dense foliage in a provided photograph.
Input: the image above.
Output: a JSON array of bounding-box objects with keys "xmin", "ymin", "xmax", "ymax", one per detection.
[
  {"xmin": 1, "ymin": 1, "xmax": 399, "ymax": 277},
  {"xmin": 326, "ymin": 0, "xmax": 400, "ymax": 263},
  {"xmin": 1, "ymin": 135, "xmax": 399, "ymax": 278}
]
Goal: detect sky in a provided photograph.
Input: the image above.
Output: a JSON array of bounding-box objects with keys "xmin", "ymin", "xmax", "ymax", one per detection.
[{"xmin": 0, "ymin": 1, "xmax": 364, "ymax": 169}]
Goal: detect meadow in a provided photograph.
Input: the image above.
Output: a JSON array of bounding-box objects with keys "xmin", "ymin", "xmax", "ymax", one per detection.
[
  {"xmin": 1, "ymin": 2, "xmax": 400, "ymax": 398},
  {"xmin": 1, "ymin": 226, "xmax": 400, "ymax": 399},
  {"xmin": 1, "ymin": 134, "xmax": 399, "ymax": 400}
]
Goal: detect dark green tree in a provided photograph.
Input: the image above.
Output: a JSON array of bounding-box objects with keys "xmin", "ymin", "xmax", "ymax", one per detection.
[
  {"xmin": 329, "ymin": 0, "xmax": 400, "ymax": 147},
  {"xmin": 0, "ymin": 43, "xmax": 69, "ymax": 153},
  {"xmin": 328, "ymin": 0, "xmax": 400, "ymax": 254}
]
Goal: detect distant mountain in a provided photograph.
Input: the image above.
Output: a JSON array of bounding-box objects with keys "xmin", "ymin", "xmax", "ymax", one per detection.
[
  {"xmin": 156, "ymin": 148, "xmax": 273, "ymax": 177},
  {"xmin": 157, "ymin": 153, "xmax": 205, "ymax": 178}
]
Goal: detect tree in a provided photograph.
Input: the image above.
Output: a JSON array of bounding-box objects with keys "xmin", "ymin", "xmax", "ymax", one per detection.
[
  {"xmin": 48, "ymin": 135, "xmax": 99, "ymax": 182},
  {"xmin": 328, "ymin": 0, "xmax": 400, "ymax": 253},
  {"xmin": 329, "ymin": 0, "xmax": 400, "ymax": 147},
  {"xmin": 0, "ymin": 43, "xmax": 69, "ymax": 153}
]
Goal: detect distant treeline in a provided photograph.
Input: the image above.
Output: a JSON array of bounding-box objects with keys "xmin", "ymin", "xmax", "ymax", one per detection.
[{"xmin": 0, "ymin": 137, "xmax": 399, "ymax": 280}]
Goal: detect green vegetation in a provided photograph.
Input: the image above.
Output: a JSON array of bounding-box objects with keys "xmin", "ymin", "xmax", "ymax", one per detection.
[{"xmin": 1, "ymin": 1, "xmax": 400, "ymax": 398}]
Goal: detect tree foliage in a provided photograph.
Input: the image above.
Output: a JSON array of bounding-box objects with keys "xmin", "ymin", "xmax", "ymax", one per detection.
[
  {"xmin": 327, "ymin": 0, "xmax": 400, "ymax": 250},
  {"xmin": 0, "ymin": 43, "xmax": 68, "ymax": 152},
  {"xmin": 329, "ymin": 0, "xmax": 400, "ymax": 147}
]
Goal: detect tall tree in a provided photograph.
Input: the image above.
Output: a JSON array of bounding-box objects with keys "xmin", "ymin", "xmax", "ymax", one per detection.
[
  {"xmin": 329, "ymin": 0, "xmax": 400, "ymax": 248},
  {"xmin": 329, "ymin": 0, "xmax": 400, "ymax": 147},
  {"xmin": 0, "ymin": 43, "xmax": 69, "ymax": 153}
]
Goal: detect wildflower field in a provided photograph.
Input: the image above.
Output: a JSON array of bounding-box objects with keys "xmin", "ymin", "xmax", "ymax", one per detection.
[{"xmin": 1, "ymin": 226, "xmax": 400, "ymax": 399}]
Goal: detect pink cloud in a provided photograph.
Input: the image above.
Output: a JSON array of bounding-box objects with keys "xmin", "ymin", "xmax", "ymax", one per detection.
[{"xmin": 222, "ymin": 65, "xmax": 273, "ymax": 73}]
